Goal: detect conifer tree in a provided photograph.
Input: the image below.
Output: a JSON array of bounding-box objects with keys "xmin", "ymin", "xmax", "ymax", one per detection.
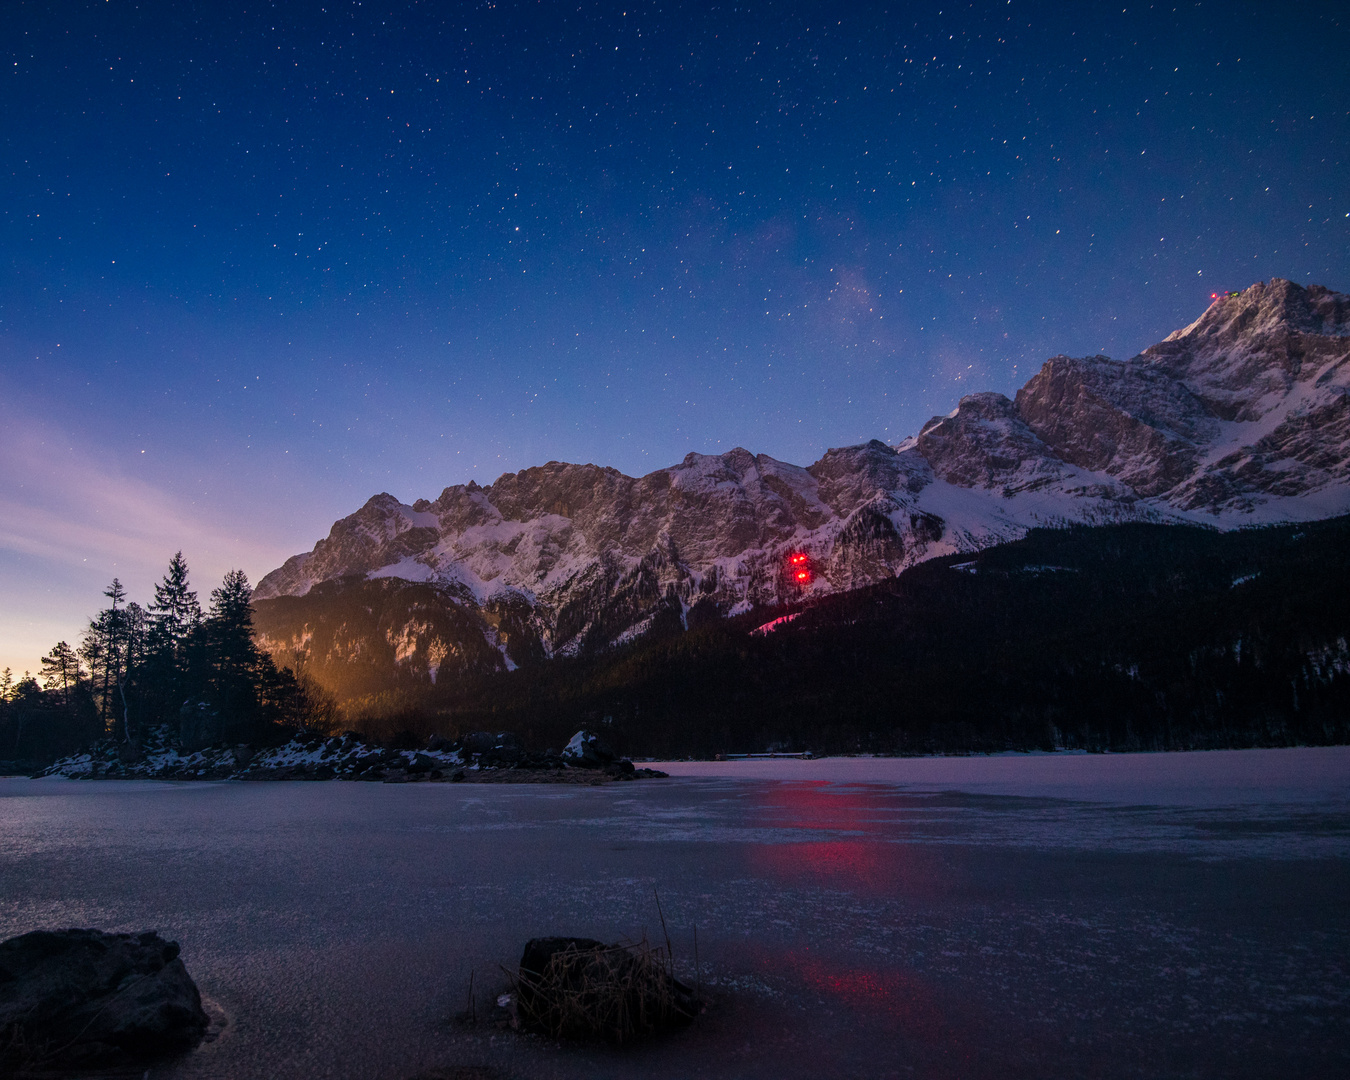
[
  {"xmin": 200, "ymin": 569, "xmax": 267, "ymax": 739},
  {"xmin": 81, "ymin": 579, "xmax": 147, "ymax": 741},
  {"xmin": 149, "ymin": 552, "xmax": 201, "ymax": 656},
  {"xmin": 39, "ymin": 642, "xmax": 82, "ymax": 711},
  {"xmin": 117, "ymin": 602, "xmax": 149, "ymax": 742},
  {"xmin": 5, "ymin": 673, "xmax": 41, "ymax": 757},
  {"xmin": 82, "ymin": 580, "xmax": 127, "ymax": 730},
  {"xmin": 0, "ymin": 669, "xmax": 11, "ymax": 750},
  {"xmin": 141, "ymin": 552, "xmax": 202, "ymax": 725}
]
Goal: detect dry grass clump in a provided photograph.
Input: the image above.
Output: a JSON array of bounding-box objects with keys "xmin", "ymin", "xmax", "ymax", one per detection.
[{"xmin": 512, "ymin": 936, "xmax": 699, "ymax": 1044}]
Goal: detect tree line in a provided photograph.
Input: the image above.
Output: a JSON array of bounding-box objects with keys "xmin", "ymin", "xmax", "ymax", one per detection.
[
  {"xmin": 0, "ymin": 554, "xmax": 335, "ymax": 769},
  {"xmin": 421, "ymin": 517, "xmax": 1350, "ymax": 757},
  {"xmin": 246, "ymin": 516, "xmax": 1350, "ymax": 757},
  {"xmin": 14, "ymin": 517, "xmax": 1346, "ymax": 768}
]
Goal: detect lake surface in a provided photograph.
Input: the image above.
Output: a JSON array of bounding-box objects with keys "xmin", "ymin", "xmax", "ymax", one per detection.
[{"xmin": 2, "ymin": 748, "xmax": 1348, "ymax": 1079}]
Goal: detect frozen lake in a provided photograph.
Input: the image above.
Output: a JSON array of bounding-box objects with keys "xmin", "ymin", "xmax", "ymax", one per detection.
[{"xmin": 2, "ymin": 747, "xmax": 1348, "ymax": 1078}]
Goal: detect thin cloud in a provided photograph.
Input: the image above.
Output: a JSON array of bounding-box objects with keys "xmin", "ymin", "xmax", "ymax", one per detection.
[
  {"xmin": 0, "ymin": 415, "xmax": 289, "ymax": 580},
  {"xmin": 0, "ymin": 410, "xmax": 299, "ymax": 670}
]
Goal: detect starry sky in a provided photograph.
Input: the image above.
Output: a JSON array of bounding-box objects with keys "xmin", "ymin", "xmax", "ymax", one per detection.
[{"xmin": 2, "ymin": 0, "xmax": 1348, "ymax": 673}]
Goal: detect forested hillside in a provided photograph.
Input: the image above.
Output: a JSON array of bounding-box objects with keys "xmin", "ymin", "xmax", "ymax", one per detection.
[{"xmin": 415, "ymin": 517, "xmax": 1350, "ymax": 757}]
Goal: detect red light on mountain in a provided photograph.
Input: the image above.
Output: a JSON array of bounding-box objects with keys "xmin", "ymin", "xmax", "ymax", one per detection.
[
  {"xmin": 786, "ymin": 551, "xmax": 812, "ymax": 587},
  {"xmin": 795, "ymin": 570, "xmax": 809, "ymax": 582}
]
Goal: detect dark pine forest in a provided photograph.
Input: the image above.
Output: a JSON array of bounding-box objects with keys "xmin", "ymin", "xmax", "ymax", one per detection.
[
  {"xmin": 0, "ymin": 555, "xmax": 333, "ymax": 772},
  {"xmin": 426, "ymin": 517, "xmax": 1350, "ymax": 758}
]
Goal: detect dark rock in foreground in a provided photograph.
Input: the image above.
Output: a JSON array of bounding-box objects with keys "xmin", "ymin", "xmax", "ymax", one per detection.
[
  {"xmin": 0, "ymin": 928, "xmax": 208, "ymax": 1071},
  {"xmin": 514, "ymin": 935, "xmax": 699, "ymax": 1043}
]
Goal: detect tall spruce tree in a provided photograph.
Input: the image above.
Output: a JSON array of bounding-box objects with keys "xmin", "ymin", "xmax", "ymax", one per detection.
[
  {"xmin": 143, "ymin": 552, "xmax": 202, "ymax": 725},
  {"xmin": 200, "ymin": 569, "xmax": 267, "ymax": 741},
  {"xmin": 149, "ymin": 552, "xmax": 201, "ymax": 655}
]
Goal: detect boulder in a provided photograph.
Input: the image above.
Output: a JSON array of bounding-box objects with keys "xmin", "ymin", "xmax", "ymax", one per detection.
[
  {"xmin": 461, "ymin": 731, "xmax": 519, "ymax": 755},
  {"xmin": 514, "ymin": 935, "xmax": 698, "ymax": 1043},
  {"xmin": 0, "ymin": 928, "xmax": 208, "ymax": 1069},
  {"xmin": 560, "ymin": 730, "xmax": 617, "ymax": 767}
]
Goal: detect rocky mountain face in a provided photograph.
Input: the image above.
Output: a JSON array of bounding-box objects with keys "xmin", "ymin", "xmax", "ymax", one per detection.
[{"xmin": 253, "ymin": 279, "xmax": 1350, "ymax": 698}]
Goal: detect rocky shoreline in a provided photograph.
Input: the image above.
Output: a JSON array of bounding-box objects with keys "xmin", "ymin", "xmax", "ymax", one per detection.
[{"xmin": 35, "ymin": 728, "xmax": 666, "ymax": 785}]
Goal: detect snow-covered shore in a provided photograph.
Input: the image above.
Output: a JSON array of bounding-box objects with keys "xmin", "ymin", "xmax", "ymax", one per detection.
[{"xmin": 36, "ymin": 727, "xmax": 662, "ymax": 783}]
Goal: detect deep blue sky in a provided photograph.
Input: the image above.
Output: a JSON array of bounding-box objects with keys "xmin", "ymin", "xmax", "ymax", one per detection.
[{"xmin": 2, "ymin": 0, "xmax": 1348, "ymax": 670}]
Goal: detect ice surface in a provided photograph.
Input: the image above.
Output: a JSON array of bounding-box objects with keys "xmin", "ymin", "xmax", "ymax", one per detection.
[
  {"xmin": 2, "ymin": 747, "xmax": 1346, "ymax": 1078},
  {"xmin": 650, "ymin": 746, "xmax": 1350, "ymax": 809}
]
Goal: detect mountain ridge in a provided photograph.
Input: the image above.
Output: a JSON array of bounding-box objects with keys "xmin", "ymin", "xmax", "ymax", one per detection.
[{"xmin": 253, "ymin": 279, "xmax": 1350, "ymax": 689}]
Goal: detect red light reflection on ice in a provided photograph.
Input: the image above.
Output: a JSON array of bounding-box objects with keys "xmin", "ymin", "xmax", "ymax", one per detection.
[
  {"xmin": 736, "ymin": 941, "xmax": 948, "ymax": 1038},
  {"xmin": 745, "ymin": 782, "xmax": 942, "ymax": 895},
  {"xmin": 752, "ymin": 838, "xmax": 894, "ymax": 890},
  {"xmin": 786, "ymin": 950, "xmax": 944, "ymax": 1033},
  {"xmin": 754, "ymin": 780, "xmax": 886, "ymax": 833}
]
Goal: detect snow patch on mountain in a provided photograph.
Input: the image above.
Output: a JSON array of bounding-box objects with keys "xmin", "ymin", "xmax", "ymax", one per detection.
[{"xmin": 368, "ymin": 556, "xmax": 435, "ymax": 583}]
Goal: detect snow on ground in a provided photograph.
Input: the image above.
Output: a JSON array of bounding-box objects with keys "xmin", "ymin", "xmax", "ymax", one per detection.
[
  {"xmin": 34, "ymin": 731, "xmax": 468, "ymax": 781},
  {"xmin": 649, "ymin": 746, "xmax": 1350, "ymax": 807}
]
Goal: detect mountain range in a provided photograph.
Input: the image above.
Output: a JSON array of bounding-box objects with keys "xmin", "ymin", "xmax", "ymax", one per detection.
[{"xmin": 252, "ymin": 279, "xmax": 1350, "ymax": 703}]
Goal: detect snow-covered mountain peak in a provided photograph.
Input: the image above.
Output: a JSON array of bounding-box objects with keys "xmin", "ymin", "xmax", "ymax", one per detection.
[
  {"xmin": 254, "ymin": 283, "xmax": 1350, "ymax": 669},
  {"xmin": 1164, "ymin": 278, "xmax": 1350, "ymax": 346},
  {"xmin": 1145, "ymin": 279, "xmax": 1350, "ymax": 423}
]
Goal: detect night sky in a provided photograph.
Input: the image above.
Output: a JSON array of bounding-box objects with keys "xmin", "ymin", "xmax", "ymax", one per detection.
[{"xmin": 2, "ymin": 0, "xmax": 1348, "ymax": 672}]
